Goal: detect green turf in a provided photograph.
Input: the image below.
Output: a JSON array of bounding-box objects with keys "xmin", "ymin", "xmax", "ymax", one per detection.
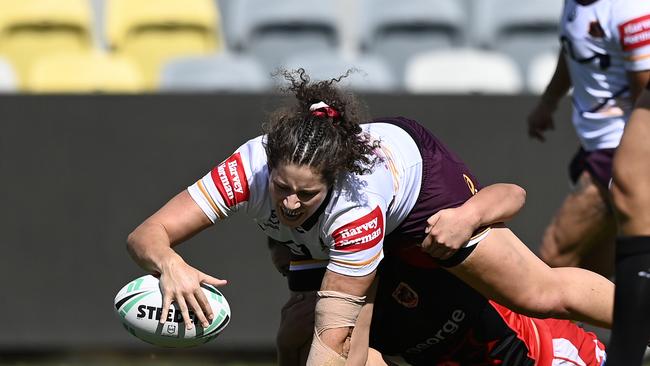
[{"xmin": 0, "ymin": 351, "xmax": 275, "ymax": 366}]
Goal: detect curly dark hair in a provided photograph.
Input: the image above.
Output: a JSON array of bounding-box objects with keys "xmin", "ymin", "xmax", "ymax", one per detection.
[{"xmin": 263, "ymin": 68, "xmax": 379, "ymax": 185}]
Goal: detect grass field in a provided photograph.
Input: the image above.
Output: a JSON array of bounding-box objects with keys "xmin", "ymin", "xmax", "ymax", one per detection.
[
  {"xmin": 0, "ymin": 351, "xmax": 275, "ymax": 366},
  {"xmin": 3, "ymin": 349, "xmax": 650, "ymax": 365}
]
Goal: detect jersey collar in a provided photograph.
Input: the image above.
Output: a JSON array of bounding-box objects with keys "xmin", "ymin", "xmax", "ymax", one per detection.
[{"xmin": 299, "ymin": 188, "xmax": 333, "ymax": 231}]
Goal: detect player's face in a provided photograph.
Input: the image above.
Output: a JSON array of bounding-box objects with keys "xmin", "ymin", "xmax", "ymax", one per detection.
[{"xmin": 269, "ymin": 163, "xmax": 329, "ymax": 228}]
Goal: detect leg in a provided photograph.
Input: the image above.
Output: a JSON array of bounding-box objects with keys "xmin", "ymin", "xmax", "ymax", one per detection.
[
  {"xmin": 539, "ymin": 171, "xmax": 616, "ymax": 277},
  {"xmin": 277, "ymin": 291, "xmax": 318, "ymax": 366},
  {"xmin": 268, "ymin": 241, "xmax": 319, "ymax": 366},
  {"xmin": 607, "ymin": 98, "xmax": 650, "ymax": 366},
  {"xmin": 611, "ymin": 104, "xmax": 650, "ymax": 236},
  {"xmin": 447, "ymin": 225, "xmax": 614, "ymax": 328}
]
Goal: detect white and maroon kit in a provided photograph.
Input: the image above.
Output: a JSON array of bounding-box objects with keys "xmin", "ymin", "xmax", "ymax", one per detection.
[{"xmin": 561, "ymin": 0, "xmax": 650, "ymax": 151}]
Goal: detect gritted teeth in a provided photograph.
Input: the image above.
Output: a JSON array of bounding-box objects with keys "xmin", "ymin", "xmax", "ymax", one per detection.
[{"xmin": 281, "ymin": 206, "xmax": 300, "ymax": 218}]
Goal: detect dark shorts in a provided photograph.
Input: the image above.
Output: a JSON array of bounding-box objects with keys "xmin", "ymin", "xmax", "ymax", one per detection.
[
  {"xmin": 569, "ymin": 147, "xmax": 616, "ymax": 188},
  {"xmin": 376, "ymin": 117, "xmax": 483, "ymax": 268},
  {"xmin": 370, "ymin": 256, "xmax": 607, "ymax": 366}
]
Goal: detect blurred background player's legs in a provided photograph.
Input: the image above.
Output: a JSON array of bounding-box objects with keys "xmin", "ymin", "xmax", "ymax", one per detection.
[
  {"xmin": 277, "ymin": 291, "xmax": 317, "ymax": 366},
  {"xmin": 608, "ymin": 91, "xmax": 650, "ymax": 365},
  {"xmin": 268, "ymin": 239, "xmax": 320, "ymax": 366},
  {"xmin": 539, "ymin": 168, "xmax": 616, "ymax": 277}
]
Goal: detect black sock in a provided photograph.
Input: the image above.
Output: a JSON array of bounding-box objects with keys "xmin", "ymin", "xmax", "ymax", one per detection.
[{"xmin": 606, "ymin": 236, "xmax": 650, "ymax": 366}]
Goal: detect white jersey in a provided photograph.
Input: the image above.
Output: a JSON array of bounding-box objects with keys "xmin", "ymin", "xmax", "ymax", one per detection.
[
  {"xmin": 560, "ymin": 0, "xmax": 650, "ymax": 150},
  {"xmin": 188, "ymin": 123, "xmax": 423, "ymax": 277}
]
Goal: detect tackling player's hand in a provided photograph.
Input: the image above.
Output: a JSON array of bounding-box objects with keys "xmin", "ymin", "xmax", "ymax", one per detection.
[
  {"xmin": 158, "ymin": 255, "xmax": 227, "ymax": 330},
  {"xmin": 527, "ymin": 101, "xmax": 555, "ymax": 142},
  {"xmin": 420, "ymin": 207, "xmax": 477, "ymax": 260}
]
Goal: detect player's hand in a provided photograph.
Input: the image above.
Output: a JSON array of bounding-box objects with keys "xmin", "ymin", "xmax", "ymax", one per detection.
[
  {"xmin": 527, "ymin": 101, "xmax": 555, "ymax": 142},
  {"xmin": 158, "ymin": 256, "xmax": 227, "ymax": 330},
  {"xmin": 420, "ymin": 207, "xmax": 476, "ymax": 260}
]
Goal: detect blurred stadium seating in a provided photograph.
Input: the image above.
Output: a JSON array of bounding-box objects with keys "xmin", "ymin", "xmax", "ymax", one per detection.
[
  {"xmin": 359, "ymin": 0, "xmax": 467, "ymax": 84},
  {"xmin": 472, "ymin": 0, "xmax": 562, "ymax": 76},
  {"xmin": 25, "ymin": 51, "xmax": 144, "ymax": 92},
  {"xmin": 225, "ymin": 0, "xmax": 341, "ymax": 73},
  {"xmin": 282, "ymin": 51, "xmax": 398, "ymax": 92},
  {"xmin": 0, "ymin": 57, "xmax": 18, "ymax": 92},
  {"xmin": 404, "ymin": 48, "xmax": 523, "ymax": 94},
  {"xmin": 0, "ymin": 0, "xmax": 94, "ymax": 89},
  {"xmin": 159, "ymin": 52, "xmax": 271, "ymax": 92},
  {"xmin": 0, "ymin": 0, "xmax": 565, "ymax": 94},
  {"xmin": 527, "ymin": 51, "xmax": 558, "ymax": 94},
  {"xmin": 106, "ymin": 0, "xmax": 223, "ymax": 90}
]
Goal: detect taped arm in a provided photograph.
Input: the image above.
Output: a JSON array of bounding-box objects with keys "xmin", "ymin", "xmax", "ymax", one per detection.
[{"xmin": 306, "ymin": 269, "xmax": 376, "ymax": 366}]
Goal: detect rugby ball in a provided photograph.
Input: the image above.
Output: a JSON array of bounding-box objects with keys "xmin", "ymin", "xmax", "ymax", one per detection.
[{"xmin": 114, "ymin": 275, "xmax": 231, "ymax": 347}]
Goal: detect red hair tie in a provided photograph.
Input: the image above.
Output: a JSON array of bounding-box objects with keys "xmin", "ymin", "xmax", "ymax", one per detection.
[{"xmin": 309, "ymin": 101, "xmax": 340, "ymax": 119}]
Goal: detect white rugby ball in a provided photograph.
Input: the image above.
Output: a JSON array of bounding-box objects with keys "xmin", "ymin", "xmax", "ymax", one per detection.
[{"xmin": 114, "ymin": 275, "xmax": 231, "ymax": 348}]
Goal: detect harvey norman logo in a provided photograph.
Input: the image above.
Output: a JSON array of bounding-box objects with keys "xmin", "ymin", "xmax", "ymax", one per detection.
[
  {"xmin": 211, "ymin": 152, "xmax": 249, "ymax": 208},
  {"xmin": 620, "ymin": 15, "xmax": 650, "ymax": 51},
  {"xmin": 332, "ymin": 206, "xmax": 384, "ymax": 252}
]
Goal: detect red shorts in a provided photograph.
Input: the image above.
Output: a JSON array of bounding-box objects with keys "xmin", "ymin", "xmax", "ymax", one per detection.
[{"xmin": 486, "ymin": 302, "xmax": 606, "ymax": 366}]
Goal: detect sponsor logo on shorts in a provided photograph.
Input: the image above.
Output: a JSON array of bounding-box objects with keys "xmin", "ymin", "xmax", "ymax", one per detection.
[
  {"xmin": 392, "ymin": 282, "xmax": 418, "ymax": 308},
  {"xmin": 332, "ymin": 206, "xmax": 384, "ymax": 252},
  {"xmin": 405, "ymin": 309, "xmax": 466, "ymax": 354},
  {"xmin": 619, "ymin": 15, "xmax": 650, "ymax": 51},
  {"xmin": 211, "ymin": 152, "xmax": 249, "ymax": 207}
]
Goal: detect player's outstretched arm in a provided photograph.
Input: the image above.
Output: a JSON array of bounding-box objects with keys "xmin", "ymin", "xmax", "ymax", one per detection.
[
  {"xmin": 126, "ymin": 190, "xmax": 227, "ymax": 330},
  {"xmin": 421, "ymin": 183, "xmax": 526, "ymax": 259},
  {"xmin": 447, "ymin": 225, "xmax": 613, "ymax": 328}
]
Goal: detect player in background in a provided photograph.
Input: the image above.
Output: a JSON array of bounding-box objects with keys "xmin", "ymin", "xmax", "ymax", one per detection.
[
  {"xmin": 527, "ymin": 0, "xmax": 650, "ymax": 277},
  {"xmin": 126, "ymin": 70, "xmax": 614, "ymax": 366},
  {"xmin": 606, "ymin": 87, "xmax": 650, "ymax": 364}
]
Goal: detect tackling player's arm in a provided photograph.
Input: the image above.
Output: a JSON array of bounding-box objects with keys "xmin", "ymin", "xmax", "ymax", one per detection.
[
  {"xmin": 127, "ymin": 190, "xmax": 227, "ymax": 329},
  {"xmin": 421, "ymin": 183, "xmax": 526, "ymax": 259}
]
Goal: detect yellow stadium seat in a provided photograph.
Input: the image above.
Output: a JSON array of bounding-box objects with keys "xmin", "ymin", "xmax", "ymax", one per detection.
[
  {"xmin": 0, "ymin": 0, "xmax": 93, "ymax": 89},
  {"xmin": 25, "ymin": 51, "xmax": 145, "ymax": 93},
  {"xmin": 106, "ymin": 0, "xmax": 223, "ymax": 90}
]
